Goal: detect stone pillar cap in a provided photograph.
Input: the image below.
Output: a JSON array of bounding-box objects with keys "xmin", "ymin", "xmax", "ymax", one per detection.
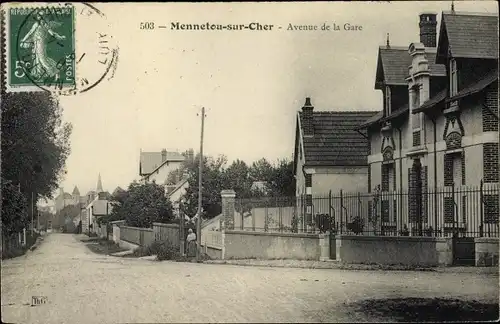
[{"xmin": 221, "ymin": 189, "xmax": 236, "ymax": 197}]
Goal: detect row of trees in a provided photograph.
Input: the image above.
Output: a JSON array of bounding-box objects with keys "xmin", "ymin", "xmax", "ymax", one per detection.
[
  {"xmin": 98, "ymin": 153, "xmax": 296, "ymax": 228},
  {"xmin": 174, "ymin": 154, "xmax": 295, "ymax": 220},
  {"xmin": 1, "ymin": 92, "xmax": 72, "ymax": 238}
]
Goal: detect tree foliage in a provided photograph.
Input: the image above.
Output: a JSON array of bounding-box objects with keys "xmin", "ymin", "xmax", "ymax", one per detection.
[
  {"xmin": 54, "ymin": 205, "xmax": 81, "ymax": 228},
  {"xmin": 172, "ymin": 154, "xmax": 296, "ymax": 220},
  {"xmin": 180, "ymin": 154, "xmax": 227, "ymax": 219},
  {"xmin": 107, "ymin": 182, "xmax": 174, "ymax": 228},
  {"xmin": 1, "ymin": 92, "xmax": 72, "ymax": 199},
  {"xmin": 1, "ymin": 179, "xmax": 29, "ymax": 235},
  {"xmin": 1, "ymin": 92, "xmax": 72, "ymax": 233}
]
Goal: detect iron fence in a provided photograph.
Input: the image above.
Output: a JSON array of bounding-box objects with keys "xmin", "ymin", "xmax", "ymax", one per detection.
[{"xmin": 234, "ymin": 182, "xmax": 499, "ymax": 238}]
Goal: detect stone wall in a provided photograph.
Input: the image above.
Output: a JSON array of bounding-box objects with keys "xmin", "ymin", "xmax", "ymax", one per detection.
[
  {"xmin": 224, "ymin": 230, "xmax": 321, "ymax": 260},
  {"xmin": 335, "ymin": 235, "xmax": 452, "ymax": 266},
  {"xmin": 475, "ymin": 237, "xmax": 499, "ymax": 266}
]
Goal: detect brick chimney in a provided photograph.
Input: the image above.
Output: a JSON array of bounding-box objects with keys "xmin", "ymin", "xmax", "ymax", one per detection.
[
  {"xmin": 221, "ymin": 189, "xmax": 236, "ymax": 230},
  {"xmin": 419, "ymin": 13, "xmax": 437, "ymax": 48},
  {"xmin": 161, "ymin": 149, "xmax": 167, "ymax": 162},
  {"xmin": 301, "ymin": 97, "xmax": 314, "ymax": 137}
]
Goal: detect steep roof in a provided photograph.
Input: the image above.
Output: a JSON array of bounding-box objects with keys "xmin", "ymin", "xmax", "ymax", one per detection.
[
  {"xmin": 72, "ymin": 186, "xmax": 80, "ymax": 196},
  {"xmin": 63, "ymin": 192, "xmax": 72, "ymax": 199},
  {"xmin": 298, "ymin": 111, "xmax": 377, "ymax": 167},
  {"xmin": 140, "ymin": 151, "xmax": 185, "ymax": 176},
  {"xmin": 375, "ymin": 47, "xmax": 446, "ymax": 89},
  {"xmin": 437, "ymin": 12, "xmax": 499, "ymax": 63}
]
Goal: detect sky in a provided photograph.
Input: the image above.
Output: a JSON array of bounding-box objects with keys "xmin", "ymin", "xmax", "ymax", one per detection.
[{"xmin": 41, "ymin": 1, "xmax": 498, "ymax": 200}]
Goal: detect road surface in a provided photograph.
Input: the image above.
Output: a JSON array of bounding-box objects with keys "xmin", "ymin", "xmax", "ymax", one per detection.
[{"xmin": 1, "ymin": 234, "xmax": 498, "ymax": 323}]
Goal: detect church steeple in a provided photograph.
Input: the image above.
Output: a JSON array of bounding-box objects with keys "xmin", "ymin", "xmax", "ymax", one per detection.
[{"xmin": 96, "ymin": 173, "xmax": 103, "ymax": 193}]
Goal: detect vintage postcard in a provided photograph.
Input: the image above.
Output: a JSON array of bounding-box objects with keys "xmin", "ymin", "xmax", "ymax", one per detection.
[{"xmin": 1, "ymin": 1, "xmax": 499, "ymax": 323}]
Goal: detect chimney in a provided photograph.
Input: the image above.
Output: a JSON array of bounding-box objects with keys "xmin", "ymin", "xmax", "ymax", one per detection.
[
  {"xmin": 187, "ymin": 149, "xmax": 194, "ymax": 163},
  {"xmin": 301, "ymin": 97, "xmax": 314, "ymax": 137},
  {"xmin": 161, "ymin": 149, "xmax": 167, "ymax": 162},
  {"xmin": 419, "ymin": 13, "xmax": 437, "ymax": 48}
]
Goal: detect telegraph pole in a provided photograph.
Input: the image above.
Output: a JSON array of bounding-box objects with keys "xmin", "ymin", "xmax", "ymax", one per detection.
[{"xmin": 196, "ymin": 107, "xmax": 205, "ymax": 261}]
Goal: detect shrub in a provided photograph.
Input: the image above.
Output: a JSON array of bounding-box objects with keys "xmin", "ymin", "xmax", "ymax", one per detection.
[
  {"xmin": 347, "ymin": 216, "xmax": 364, "ymax": 235},
  {"xmin": 152, "ymin": 240, "xmax": 180, "ymax": 261}
]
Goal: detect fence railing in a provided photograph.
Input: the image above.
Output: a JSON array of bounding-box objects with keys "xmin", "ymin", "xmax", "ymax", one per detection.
[
  {"xmin": 119, "ymin": 226, "xmax": 154, "ymax": 246},
  {"xmin": 235, "ymin": 183, "xmax": 500, "ymax": 238}
]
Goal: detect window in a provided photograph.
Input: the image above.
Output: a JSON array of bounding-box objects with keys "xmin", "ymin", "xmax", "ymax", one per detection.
[
  {"xmin": 385, "ymin": 86, "xmax": 392, "ymax": 116},
  {"xmin": 411, "ymin": 86, "xmax": 422, "ymax": 147},
  {"xmin": 450, "ymin": 58, "xmax": 458, "ymax": 96}
]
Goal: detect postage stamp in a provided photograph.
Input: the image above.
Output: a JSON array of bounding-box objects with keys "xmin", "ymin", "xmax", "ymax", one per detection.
[
  {"xmin": 3, "ymin": 3, "xmax": 118, "ymax": 95},
  {"xmin": 7, "ymin": 5, "xmax": 75, "ymax": 92}
]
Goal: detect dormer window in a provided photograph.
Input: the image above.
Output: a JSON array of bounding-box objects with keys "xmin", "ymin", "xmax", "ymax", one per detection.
[
  {"xmin": 385, "ymin": 86, "xmax": 392, "ymax": 116},
  {"xmin": 450, "ymin": 58, "xmax": 458, "ymax": 96}
]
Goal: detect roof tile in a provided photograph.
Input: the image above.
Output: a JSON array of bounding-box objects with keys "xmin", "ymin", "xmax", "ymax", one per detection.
[
  {"xmin": 300, "ymin": 111, "xmax": 378, "ymax": 167},
  {"xmin": 442, "ymin": 13, "xmax": 498, "ymax": 60}
]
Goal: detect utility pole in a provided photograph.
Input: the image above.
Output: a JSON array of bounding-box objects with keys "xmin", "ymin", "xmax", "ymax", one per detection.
[
  {"xmin": 196, "ymin": 107, "xmax": 205, "ymax": 261},
  {"xmin": 31, "ymin": 191, "xmax": 34, "ymax": 235}
]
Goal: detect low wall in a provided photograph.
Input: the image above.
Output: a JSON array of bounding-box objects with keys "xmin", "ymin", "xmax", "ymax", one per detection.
[
  {"xmin": 224, "ymin": 230, "xmax": 321, "ymax": 260},
  {"xmin": 475, "ymin": 237, "xmax": 499, "ymax": 267},
  {"xmin": 201, "ymin": 244, "xmax": 223, "ymax": 259},
  {"xmin": 336, "ymin": 235, "xmax": 452, "ymax": 266}
]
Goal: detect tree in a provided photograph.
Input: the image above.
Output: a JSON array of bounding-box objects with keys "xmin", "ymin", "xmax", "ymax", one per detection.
[
  {"xmin": 266, "ymin": 159, "xmax": 296, "ymax": 197},
  {"xmin": 118, "ymin": 182, "xmax": 174, "ymax": 228},
  {"xmin": 1, "ymin": 92, "xmax": 72, "ymax": 232},
  {"xmin": 180, "ymin": 153, "xmax": 227, "ymax": 219},
  {"xmin": 1, "ymin": 179, "xmax": 29, "ymax": 236},
  {"xmin": 249, "ymin": 158, "xmax": 274, "ymax": 183},
  {"xmin": 54, "ymin": 205, "xmax": 81, "ymax": 228}
]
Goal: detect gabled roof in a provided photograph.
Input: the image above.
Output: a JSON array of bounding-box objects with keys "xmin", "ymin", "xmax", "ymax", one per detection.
[
  {"xmin": 63, "ymin": 192, "xmax": 72, "ymax": 199},
  {"xmin": 375, "ymin": 47, "xmax": 446, "ymax": 89},
  {"xmin": 375, "ymin": 47, "xmax": 412, "ymax": 88},
  {"xmin": 298, "ymin": 111, "xmax": 377, "ymax": 167},
  {"xmin": 436, "ymin": 12, "xmax": 499, "ymax": 63},
  {"xmin": 140, "ymin": 151, "xmax": 185, "ymax": 176},
  {"xmin": 72, "ymin": 186, "xmax": 80, "ymax": 195}
]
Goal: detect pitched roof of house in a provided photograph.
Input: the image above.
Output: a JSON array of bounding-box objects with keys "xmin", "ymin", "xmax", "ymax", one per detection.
[
  {"xmin": 72, "ymin": 186, "xmax": 80, "ymax": 195},
  {"xmin": 375, "ymin": 47, "xmax": 446, "ymax": 89},
  {"xmin": 437, "ymin": 12, "xmax": 499, "ymax": 63},
  {"xmin": 140, "ymin": 151, "xmax": 185, "ymax": 176},
  {"xmin": 298, "ymin": 111, "xmax": 377, "ymax": 167},
  {"xmin": 412, "ymin": 89, "xmax": 448, "ymax": 114},
  {"xmin": 447, "ymin": 68, "xmax": 498, "ymax": 102},
  {"xmin": 167, "ymin": 178, "xmax": 189, "ymax": 197},
  {"xmin": 413, "ymin": 69, "xmax": 498, "ymax": 114},
  {"xmin": 63, "ymin": 192, "xmax": 72, "ymax": 199}
]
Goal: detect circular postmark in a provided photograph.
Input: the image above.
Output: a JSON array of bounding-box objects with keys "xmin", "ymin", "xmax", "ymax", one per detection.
[{"xmin": 12, "ymin": 2, "xmax": 118, "ymax": 95}]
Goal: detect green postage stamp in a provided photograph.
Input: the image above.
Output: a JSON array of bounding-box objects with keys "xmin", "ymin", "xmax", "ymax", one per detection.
[{"xmin": 5, "ymin": 5, "xmax": 75, "ymax": 92}]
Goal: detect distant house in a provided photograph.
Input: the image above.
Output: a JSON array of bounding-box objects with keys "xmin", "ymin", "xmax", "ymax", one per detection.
[
  {"xmin": 82, "ymin": 174, "xmax": 113, "ymax": 234},
  {"xmin": 167, "ymin": 177, "xmax": 189, "ymax": 218},
  {"xmin": 293, "ymin": 97, "xmax": 378, "ymax": 225},
  {"xmin": 139, "ymin": 149, "xmax": 191, "ymax": 185}
]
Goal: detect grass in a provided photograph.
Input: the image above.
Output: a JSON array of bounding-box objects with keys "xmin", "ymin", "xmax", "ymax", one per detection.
[
  {"xmin": 84, "ymin": 238, "xmax": 128, "ymax": 255},
  {"xmin": 128, "ymin": 241, "xmax": 212, "ymax": 262},
  {"xmin": 1, "ymin": 233, "xmax": 41, "ymax": 260},
  {"xmin": 345, "ymin": 297, "xmax": 499, "ymax": 322}
]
